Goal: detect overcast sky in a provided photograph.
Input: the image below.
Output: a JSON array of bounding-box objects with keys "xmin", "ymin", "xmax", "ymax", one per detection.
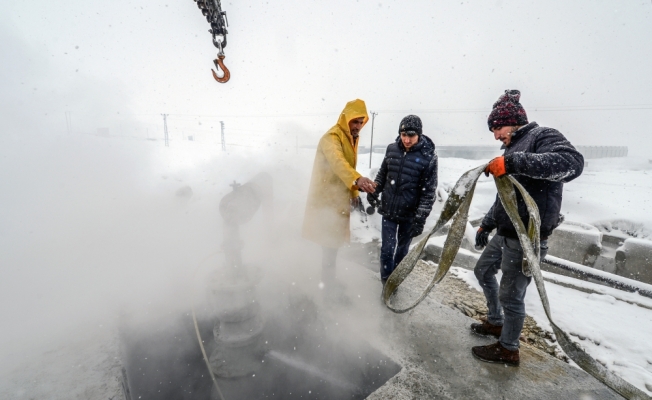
[
  {"xmin": 1, "ymin": 0, "xmax": 651, "ymax": 153},
  {"xmin": 1, "ymin": 0, "xmax": 651, "ymax": 384}
]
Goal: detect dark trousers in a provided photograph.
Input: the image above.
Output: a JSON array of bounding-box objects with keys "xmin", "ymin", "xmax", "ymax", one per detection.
[
  {"xmin": 380, "ymin": 217, "xmax": 413, "ymax": 280},
  {"xmin": 473, "ymin": 235, "xmax": 548, "ymax": 351}
]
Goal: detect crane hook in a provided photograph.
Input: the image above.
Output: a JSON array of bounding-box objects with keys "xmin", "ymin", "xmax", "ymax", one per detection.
[{"xmin": 211, "ymin": 54, "xmax": 230, "ymax": 83}]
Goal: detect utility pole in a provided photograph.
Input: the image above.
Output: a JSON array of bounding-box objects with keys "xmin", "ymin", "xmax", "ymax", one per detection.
[
  {"xmin": 369, "ymin": 111, "xmax": 378, "ymax": 168},
  {"xmin": 65, "ymin": 111, "xmax": 72, "ymax": 134},
  {"xmin": 220, "ymin": 121, "xmax": 226, "ymax": 151},
  {"xmin": 161, "ymin": 114, "xmax": 169, "ymax": 147}
]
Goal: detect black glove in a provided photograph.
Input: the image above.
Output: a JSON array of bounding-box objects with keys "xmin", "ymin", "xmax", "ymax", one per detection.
[
  {"xmin": 350, "ymin": 196, "xmax": 362, "ymax": 212},
  {"xmin": 366, "ymin": 193, "xmax": 379, "ymax": 215},
  {"xmin": 475, "ymin": 227, "xmax": 490, "ymax": 248},
  {"xmin": 410, "ymin": 222, "xmax": 425, "ymax": 238}
]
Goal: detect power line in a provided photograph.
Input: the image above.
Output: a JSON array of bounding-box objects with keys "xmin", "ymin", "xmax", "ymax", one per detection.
[
  {"xmin": 131, "ymin": 104, "xmax": 652, "ymax": 120},
  {"xmin": 375, "ymin": 105, "xmax": 652, "ymax": 114},
  {"xmin": 531, "ymin": 105, "xmax": 652, "ymax": 111},
  {"xmin": 369, "ymin": 111, "xmax": 378, "ymax": 168},
  {"xmin": 159, "ymin": 112, "xmax": 336, "ymax": 119},
  {"xmin": 65, "ymin": 111, "xmax": 72, "ymax": 134}
]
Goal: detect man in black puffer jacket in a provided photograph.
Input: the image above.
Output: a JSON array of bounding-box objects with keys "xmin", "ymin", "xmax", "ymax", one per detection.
[
  {"xmin": 470, "ymin": 90, "xmax": 584, "ymax": 366},
  {"xmin": 368, "ymin": 115, "xmax": 438, "ymax": 284}
]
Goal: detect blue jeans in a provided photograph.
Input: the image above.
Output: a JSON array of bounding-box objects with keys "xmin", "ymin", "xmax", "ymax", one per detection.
[
  {"xmin": 380, "ymin": 218, "xmax": 413, "ymax": 280},
  {"xmin": 473, "ymin": 235, "xmax": 548, "ymax": 351}
]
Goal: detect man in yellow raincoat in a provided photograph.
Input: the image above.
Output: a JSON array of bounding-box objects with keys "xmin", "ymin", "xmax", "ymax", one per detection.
[{"xmin": 302, "ymin": 99, "xmax": 377, "ymax": 286}]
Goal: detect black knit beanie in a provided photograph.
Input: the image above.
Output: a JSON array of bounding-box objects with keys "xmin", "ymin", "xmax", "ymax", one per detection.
[
  {"xmin": 399, "ymin": 115, "xmax": 422, "ymax": 135},
  {"xmin": 487, "ymin": 90, "xmax": 528, "ymax": 131}
]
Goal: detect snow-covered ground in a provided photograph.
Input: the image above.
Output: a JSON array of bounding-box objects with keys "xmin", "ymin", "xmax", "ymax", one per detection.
[
  {"xmin": 354, "ymin": 148, "xmax": 652, "ymax": 395},
  {"xmin": 1, "ymin": 132, "xmax": 651, "ymax": 397},
  {"xmin": 453, "ymin": 267, "xmax": 652, "ymax": 395},
  {"xmin": 354, "ymin": 150, "xmax": 652, "ymax": 242}
]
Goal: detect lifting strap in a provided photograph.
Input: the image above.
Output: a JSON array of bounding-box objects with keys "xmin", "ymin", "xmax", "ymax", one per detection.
[{"xmin": 382, "ymin": 164, "xmax": 651, "ymax": 400}]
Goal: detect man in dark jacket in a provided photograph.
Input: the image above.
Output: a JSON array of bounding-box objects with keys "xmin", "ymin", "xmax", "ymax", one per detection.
[
  {"xmin": 471, "ymin": 90, "xmax": 584, "ymax": 366},
  {"xmin": 368, "ymin": 115, "xmax": 438, "ymax": 284}
]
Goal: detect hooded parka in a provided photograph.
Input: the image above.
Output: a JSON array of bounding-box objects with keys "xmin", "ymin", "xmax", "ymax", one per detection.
[
  {"xmin": 374, "ymin": 134, "xmax": 438, "ymax": 225},
  {"xmin": 302, "ymin": 99, "xmax": 369, "ymax": 248}
]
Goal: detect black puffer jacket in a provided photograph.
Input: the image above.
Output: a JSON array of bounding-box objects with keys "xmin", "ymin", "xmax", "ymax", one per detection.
[
  {"xmin": 373, "ymin": 135, "xmax": 438, "ymax": 224},
  {"xmin": 481, "ymin": 122, "xmax": 584, "ymax": 239}
]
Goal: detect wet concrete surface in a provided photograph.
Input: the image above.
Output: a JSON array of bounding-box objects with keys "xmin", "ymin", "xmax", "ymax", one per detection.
[
  {"xmin": 120, "ymin": 287, "xmax": 401, "ymax": 400},
  {"xmin": 331, "ymin": 254, "xmax": 622, "ymax": 400}
]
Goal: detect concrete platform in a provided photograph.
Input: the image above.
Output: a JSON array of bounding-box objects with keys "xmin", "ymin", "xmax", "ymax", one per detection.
[
  {"xmin": 0, "ymin": 241, "xmax": 624, "ymax": 399},
  {"xmin": 330, "ymin": 256, "xmax": 621, "ymax": 399}
]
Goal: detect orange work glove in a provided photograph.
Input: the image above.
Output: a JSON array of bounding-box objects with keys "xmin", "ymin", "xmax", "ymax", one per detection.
[{"xmin": 484, "ymin": 156, "xmax": 506, "ymax": 177}]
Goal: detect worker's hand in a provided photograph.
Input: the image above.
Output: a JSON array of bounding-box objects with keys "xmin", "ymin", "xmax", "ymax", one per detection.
[
  {"xmin": 409, "ymin": 222, "xmax": 425, "ymax": 238},
  {"xmin": 350, "ymin": 196, "xmax": 362, "ymax": 210},
  {"xmin": 484, "ymin": 156, "xmax": 506, "ymax": 177},
  {"xmin": 356, "ymin": 177, "xmax": 377, "ymax": 193},
  {"xmin": 475, "ymin": 227, "xmax": 491, "ymax": 248}
]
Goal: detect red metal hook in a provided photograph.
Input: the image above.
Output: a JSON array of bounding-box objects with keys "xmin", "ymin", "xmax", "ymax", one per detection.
[{"xmin": 211, "ymin": 55, "xmax": 230, "ymax": 83}]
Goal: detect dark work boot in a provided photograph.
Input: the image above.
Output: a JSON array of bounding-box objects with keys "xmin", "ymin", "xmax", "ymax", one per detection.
[
  {"xmin": 470, "ymin": 320, "xmax": 503, "ymax": 338},
  {"xmin": 471, "ymin": 342, "xmax": 519, "ymax": 366}
]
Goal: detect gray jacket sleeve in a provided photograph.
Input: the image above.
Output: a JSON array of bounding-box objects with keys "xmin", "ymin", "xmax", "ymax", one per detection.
[
  {"xmin": 480, "ymin": 200, "xmax": 497, "ymax": 231},
  {"xmin": 504, "ymin": 128, "xmax": 584, "ymax": 183}
]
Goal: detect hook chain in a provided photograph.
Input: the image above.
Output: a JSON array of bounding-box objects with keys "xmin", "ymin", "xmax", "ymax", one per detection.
[{"xmin": 194, "ymin": 0, "xmax": 231, "ymax": 83}]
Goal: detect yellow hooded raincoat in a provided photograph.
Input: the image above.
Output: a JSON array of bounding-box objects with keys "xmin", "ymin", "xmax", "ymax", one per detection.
[{"xmin": 302, "ymin": 99, "xmax": 369, "ymax": 248}]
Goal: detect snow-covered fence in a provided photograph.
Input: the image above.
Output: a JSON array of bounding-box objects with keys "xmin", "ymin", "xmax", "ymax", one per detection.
[
  {"xmin": 370, "ymin": 144, "xmax": 628, "ymax": 160},
  {"xmin": 423, "ymin": 239, "xmax": 652, "ymax": 299},
  {"xmin": 436, "ymin": 146, "xmax": 502, "ymax": 159},
  {"xmin": 615, "ymin": 238, "xmax": 652, "ymax": 285},
  {"xmin": 576, "ymin": 146, "xmax": 628, "ymax": 159},
  {"xmin": 547, "ymin": 222, "xmax": 602, "ymax": 267},
  {"xmin": 372, "ymin": 144, "xmax": 387, "ymax": 153},
  {"xmin": 371, "ymin": 145, "xmax": 502, "ymax": 159},
  {"xmin": 543, "ymin": 255, "xmax": 652, "ymax": 299}
]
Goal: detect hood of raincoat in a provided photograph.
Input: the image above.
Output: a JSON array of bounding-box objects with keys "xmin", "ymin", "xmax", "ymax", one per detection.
[
  {"xmin": 335, "ymin": 99, "xmax": 369, "ymax": 144},
  {"xmin": 301, "ymin": 99, "xmax": 369, "ymax": 248}
]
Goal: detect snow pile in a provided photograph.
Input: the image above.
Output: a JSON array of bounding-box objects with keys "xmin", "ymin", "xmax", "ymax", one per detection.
[
  {"xmin": 354, "ymin": 150, "xmax": 652, "ymax": 394},
  {"xmin": 595, "ymin": 219, "xmax": 652, "ymax": 241},
  {"xmin": 563, "ymin": 157, "xmax": 652, "ymax": 240},
  {"xmin": 356, "ymin": 153, "xmax": 652, "ymax": 243}
]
